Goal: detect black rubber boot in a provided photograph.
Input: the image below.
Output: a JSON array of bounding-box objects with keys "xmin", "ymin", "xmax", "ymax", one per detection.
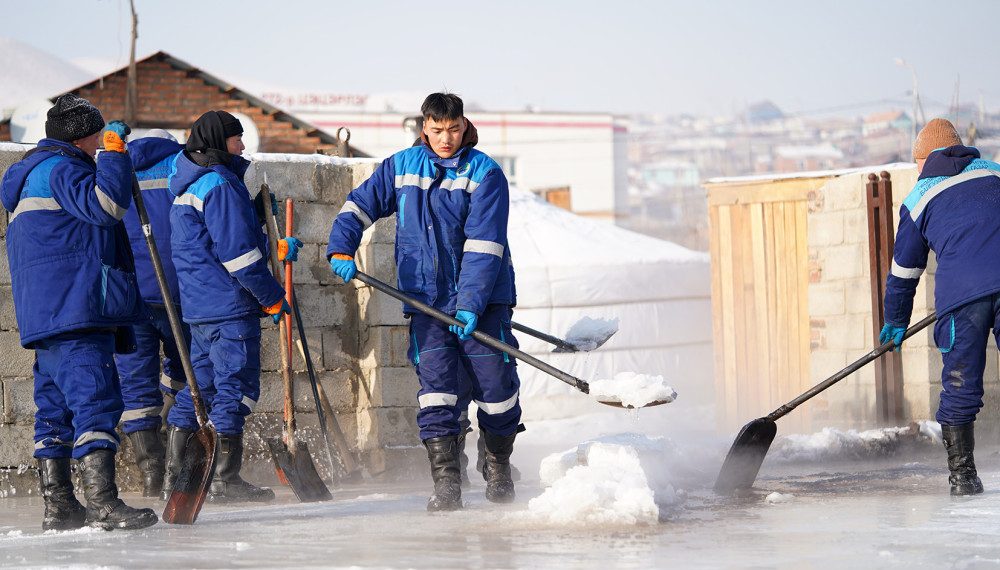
[
  {"xmin": 37, "ymin": 458, "xmax": 86, "ymax": 531},
  {"xmin": 161, "ymin": 425, "xmax": 192, "ymax": 501},
  {"xmin": 477, "ymin": 430, "xmax": 521, "ymax": 482},
  {"xmin": 424, "ymin": 436, "xmax": 462, "ymax": 511},
  {"xmin": 208, "ymin": 435, "xmax": 274, "ymax": 503},
  {"xmin": 482, "ymin": 430, "xmax": 517, "ymax": 503},
  {"xmin": 942, "ymin": 423, "xmax": 984, "ymax": 496},
  {"xmin": 79, "ymin": 449, "xmax": 158, "ymax": 531},
  {"xmin": 127, "ymin": 429, "xmax": 165, "ymax": 498}
]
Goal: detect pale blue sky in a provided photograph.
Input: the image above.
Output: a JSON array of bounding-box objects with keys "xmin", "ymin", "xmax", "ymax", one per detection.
[{"xmin": 5, "ymin": 0, "xmax": 999, "ymax": 117}]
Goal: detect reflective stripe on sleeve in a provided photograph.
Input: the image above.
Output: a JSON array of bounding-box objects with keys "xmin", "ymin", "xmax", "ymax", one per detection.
[
  {"xmin": 174, "ymin": 193, "xmax": 204, "ymax": 211},
  {"xmin": 9, "ymin": 197, "xmax": 62, "ymax": 223},
  {"xmin": 339, "ymin": 200, "xmax": 373, "ymax": 229},
  {"xmin": 222, "ymin": 248, "xmax": 263, "ymax": 273},
  {"xmin": 464, "ymin": 239, "xmax": 505, "ymax": 258},
  {"xmin": 94, "ymin": 185, "xmax": 127, "ymax": 220},
  {"xmin": 890, "ymin": 260, "xmax": 925, "ymax": 280},
  {"xmin": 138, "ymin": 178, "xmax": 169, "ymax": 190}
]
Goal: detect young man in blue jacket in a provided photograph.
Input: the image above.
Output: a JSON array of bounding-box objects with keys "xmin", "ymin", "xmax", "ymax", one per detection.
[
  {"xmin": 165, "ymin": 110, "xmax": 302, "ymax": 503},
  {"xmin": 327, "ymin": 93, "xmax": 521, "ymax": 511},
  {"xmin": 116, "ymin": 130, "xmax": 188, "ymax": 498},
  {"xmin": 880, "ymin": 118, "xmax": 1000, "ymax": 496},
  {"xmin": 0, "ymin": 94, "xmax": 158, "ymax": 530}
]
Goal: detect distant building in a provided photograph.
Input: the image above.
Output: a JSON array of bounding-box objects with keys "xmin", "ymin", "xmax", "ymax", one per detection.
[
  {"xmin": 862, "ymin": 110, "xmax": 912, "ymax": 137},
  {"xmin": 259, "ymin": 95, "xmax": 629, "ymax": 222},
  {"xmin": 771, "ymin": 144, "xmax": 844, "ymax": 173}
]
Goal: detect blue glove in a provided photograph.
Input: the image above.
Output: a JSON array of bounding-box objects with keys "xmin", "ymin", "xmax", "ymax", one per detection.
[
  {"xmin": 105, "ymin": 120, "xmax": 131, "ymax": 139},
  {"xmin": 879, "ymin": 322, "xmax": 907, "ymax": 351},
  {"xmin": 329, "ymin": 255, "xmax": 357, "ymax": 283},
  {"xmin": 450, "ymin": 310, "xmax": 478, "ymax": 341},
  {"xmin": 269, "ymin": 299, "xmax": 291, "ymax": 325},
  {"xmin": 278, "ymin": 237, "xmax": 304, "ymax": 262}
]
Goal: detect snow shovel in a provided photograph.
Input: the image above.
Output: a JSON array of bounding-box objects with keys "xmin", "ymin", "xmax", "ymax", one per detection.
[
  {"xmin": 354, "ymin": 271, "xmax": 672, "ymax": 409},
  {"xmin": 713, "ymin": 313, "xmax": 937, "ymax": 495},
  {"xmin": 128, "ymin": 177, "xmax": 217, "ymax": 525},
  {"xmin": 511, "ymin": 319, "xmax": 618, "ymax": 353},
  {"xmin": 260, "ymin": 190, "xmax": 331, "ymax": 502}
]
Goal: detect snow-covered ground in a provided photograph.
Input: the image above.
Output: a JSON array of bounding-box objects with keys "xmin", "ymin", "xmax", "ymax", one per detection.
[{"xmin": 2, "ymin": 407, "xmax": 997, "ymax": 569}]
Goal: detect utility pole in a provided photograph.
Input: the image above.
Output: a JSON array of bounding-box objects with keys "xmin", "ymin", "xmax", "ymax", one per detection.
[{"xmin": 124, "ymin": 0, "xmax": 138, "ymax": 124}]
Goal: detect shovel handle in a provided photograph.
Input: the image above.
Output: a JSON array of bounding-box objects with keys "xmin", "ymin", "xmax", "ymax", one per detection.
[
  {"xmin": 510, "ymin": 321, "xmax": 578, "ymax": 352},
  {"xmin": 130, "ymin": 177, "xmax": 208, "ymax": 428},
  {"xmin": 767, "ymin": 313, "xmax": 937, "ymax": 421},
  {"xmin": 355, "ymin": 271, "xmax": 591, "ymax": 394}
]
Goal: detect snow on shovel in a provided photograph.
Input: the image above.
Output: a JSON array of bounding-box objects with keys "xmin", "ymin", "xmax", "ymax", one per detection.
[
  {"xmin": 355, "ymin": 271, "xmax": 674, "ymax": 409},
  {"xmin": 260, "ymin": 188, "xmax": 331, "ymax": 503},
  {"xmin": 511, "ymin": 316, "xmax": 619, "ymax": 353},
  {"xmin": 713, "ymin": 313, "xmax": 936, "ymax": 495},
  {"xmin": 128, "ymin": 175, "xmax": 217, "ymax": 525}
]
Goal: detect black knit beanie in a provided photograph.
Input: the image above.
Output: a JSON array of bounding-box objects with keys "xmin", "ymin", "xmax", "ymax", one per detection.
[{"xmin": 45, "ymin": 94, "xmax": 105, "ymax": 142}]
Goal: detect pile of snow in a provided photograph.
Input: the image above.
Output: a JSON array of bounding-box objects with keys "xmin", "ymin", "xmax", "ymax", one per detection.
[
  {"xmin": 563, "ymin": 316, "xmax": 619, "ymax": 351},
  {"xmin": 587, "ymin": 372, "xmax": 677, "ymax": 408},
  {"xmin": 769, "ymin": 421, "xmax": 941, "ymax": 463},
  {"xmin": 525, "ymin": 434, "xmax": 676, "ymax": 526},
  {"xmin": 764, "ymin": 492, "xmax": 795, "ymax": 504}
]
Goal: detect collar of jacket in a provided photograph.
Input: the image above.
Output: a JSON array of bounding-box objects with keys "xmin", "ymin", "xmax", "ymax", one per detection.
[
  {"xmin": 920, "ymin": 145, "xmax": 980, "ymax": 179},
  {"xmin": 28, "ymin": 138, "xmax": 95, "ymax": 165},
  {"xmin": 417, "ymin": 119, "xmax": 480, "ymax": 168}
]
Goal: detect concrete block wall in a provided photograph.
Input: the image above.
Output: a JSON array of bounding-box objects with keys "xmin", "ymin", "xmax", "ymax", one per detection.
[
  {"xmin": 805, "ymin": 166, "xmax": 1000, "ymax": 432},
  {"xmin": 0, "ymin": 146, "xmax": 423, "ymax": 488}
]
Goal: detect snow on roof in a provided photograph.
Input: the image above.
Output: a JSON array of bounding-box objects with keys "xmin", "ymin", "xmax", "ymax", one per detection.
[
  {"xmin": 247, "ymin": 152, "xmax": 377, "ymax": 166},
  {"xmin": 0, "ymin": 142, "xmax": 34, "ymax": 153},
  {"xmin": 704, "ymin": 162, "xmax": 915, "ymax": 185},
  {"xmin": 0, "ymin": 38, "xmax": 91, "ymax": 116}
]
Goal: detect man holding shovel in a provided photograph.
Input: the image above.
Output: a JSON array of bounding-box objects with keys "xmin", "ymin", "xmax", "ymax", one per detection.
[
  {"xmin": 0, "ymin": 95, "xmax": 157, "ymax": 530},
  {"xmin": 880, "ymin": 118, "xmax": 1000, "ymax": 496},
  {"xmin": 165, "ymin": 110, "xmax": 303, "ymax": 503},
  {"xmin": 327, "ymin": 93, "xmax": 522, "ymax": 511}
]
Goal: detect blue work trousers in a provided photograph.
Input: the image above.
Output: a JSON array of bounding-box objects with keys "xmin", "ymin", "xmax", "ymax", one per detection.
[
  {"xmin": 167, "ymin": 316, "xmax": 261, "ymax": 436},
  {"xmin": 409, "ymin": 305, "xmax": 521, "ymax": 440},
  {"xmin": 114, "ymin": 306, "xmax": 190, "ymax": 433},
  {"xmin": 934, "ymin": 293, "xmax": 1000, "ymax": 425},
  {"xmin": 33, "ymin": 331, "xmax": 122, "ymax": 459}
]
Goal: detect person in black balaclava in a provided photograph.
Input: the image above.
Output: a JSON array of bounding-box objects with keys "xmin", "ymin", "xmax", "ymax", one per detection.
[{"xmin": 162, "ymin": 110, "xmax": 303, "ymax": 503}]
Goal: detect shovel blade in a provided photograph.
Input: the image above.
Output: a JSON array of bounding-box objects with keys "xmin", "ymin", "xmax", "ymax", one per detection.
[
  {"xmin": 713, "ymin": 418, "xmax": 777, "ymax": 495},
  {"xmin": 163, "ymin": 426, "xmax": 218, "ymax": 525},
  {"xmin": 266, "ymin": 437, "xmax": 332, "ymax": 503}
]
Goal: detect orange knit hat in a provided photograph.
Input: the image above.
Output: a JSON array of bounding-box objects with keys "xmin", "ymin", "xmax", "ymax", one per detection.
[{"xmin": 912, "ymin": 118, "xmax": 962, "ymax": 160}]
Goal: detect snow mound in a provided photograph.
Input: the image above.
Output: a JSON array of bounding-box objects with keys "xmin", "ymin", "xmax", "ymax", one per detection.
[
  {"xmin": 764, "ymin": 492, "xmax": 795, "ymax": 504},
  {"xmin": 526, "ymin": 434, "xmax": 676, "ymax": 526},
  {"xmin": 563, "ymin": 316, "xmax": 619, "ymax": 351},
  {"xmin": 769, "ymin": 421, "xmax": 940, "ymax": 463},
  {"xmin": 588, "ymin": 372, "xmax": 677, "ymax": 408}
]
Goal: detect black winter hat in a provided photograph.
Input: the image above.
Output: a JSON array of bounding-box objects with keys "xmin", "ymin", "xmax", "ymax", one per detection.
[{"xmin": 45, "ymin": 94, "xmax": 105, "ymax": 142}]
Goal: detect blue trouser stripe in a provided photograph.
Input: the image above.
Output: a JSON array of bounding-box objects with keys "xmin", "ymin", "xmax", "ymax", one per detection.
[{"xmin": 33, "ymin": 332, "xmax": 122, "ymax": 459}]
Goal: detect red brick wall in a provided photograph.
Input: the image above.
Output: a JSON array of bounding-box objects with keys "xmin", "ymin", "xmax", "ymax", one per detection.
[
  {"xmin": 75, "ymin": 55, "xmax": 334, "ymax": 154},
  {"xmin": 0, "ymin": 121, "xmax": 9, "ymax": 142}
]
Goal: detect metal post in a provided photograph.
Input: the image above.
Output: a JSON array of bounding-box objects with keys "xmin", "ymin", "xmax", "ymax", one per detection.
[{"xmin": 866, "ymin": 171, "xmax": 905, "ymax": 424}]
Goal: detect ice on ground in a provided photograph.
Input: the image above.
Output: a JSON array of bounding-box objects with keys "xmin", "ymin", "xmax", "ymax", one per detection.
[
  {"xmin": 588, "ymin": 372, "xmax": 677, "ymax": 408},
  {"xmin": 563, "ymin": 316, "xmax": 619, "ymax": 351},
  {"xmin": 526, "ymin": 433, "xmax": 676, "ymax": 526},
  {"xmin": 765, "ymin": 492, "xmax": 795, "ymax": 504},
  {"xmin": 769, "ymin": 421, "xmax": 940, "ymax": 463}
]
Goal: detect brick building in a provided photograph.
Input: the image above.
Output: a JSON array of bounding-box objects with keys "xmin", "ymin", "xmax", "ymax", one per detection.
[{"xmin": 1, "ymin": 51, "xmax": 351, "ymax": 155}]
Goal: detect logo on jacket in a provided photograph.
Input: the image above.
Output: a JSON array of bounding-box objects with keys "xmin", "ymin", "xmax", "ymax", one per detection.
[{"xmin": 456, "ymin": 163, "xmax": 471, "ymax": 177}]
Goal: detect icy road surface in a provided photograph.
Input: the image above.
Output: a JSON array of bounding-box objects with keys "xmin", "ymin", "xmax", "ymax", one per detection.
[{"xmin": 3, "ymin": 409, "xmax": 1000, "ymax": 569}]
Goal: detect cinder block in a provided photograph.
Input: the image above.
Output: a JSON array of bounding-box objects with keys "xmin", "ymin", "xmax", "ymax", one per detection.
[
  {"xmin": 845, "ymin": 279, "xmax": 874, "ymax": 315},
  {"xmin": 820, "ymin": 243, "xmax": 865, "ymax": 281},
  {"xmin": 357, "ymin": 241, "xmax": 398, "ymax": 283},
  {"xmin": 822, "ymin": 314, "xmax": 866, "ymax": 351},
  {"xmin": 295, "ymin": 284, "xmax": 349, "ymax": 328},
  {"xmin": 355, "ymin": 406, "xmax": 419, "ymax": 450},
  {"xmin": 321, "ymin": 328, "xmax": 359, "ymax": 372},
  {"xmin": 0, "ymin": 285, "xmax": 16, "ymax": 331},
  {"xmin": 287, "ymin": 243, "xmax": 322, "ymax": 286},
  {"xmin": 245, "ymin": 159, "xmax": 321, "ymax": 202},
  {"xmin": 0, "ymin": 247, "xmax": 10, "ymax": 286},
  {"xmin": 0, "ymin": 424, "xmax": 35, "ymax": 467},
  {"xmin": 359, "ymin": 326, "xmax": 412, "ymax": 370},
  {"xmin": 807, "ymin": 211, "xmax": 844, "ymax": 247},
  {"xmin": 295, "ymin": 203, "xmax": 342, "ymax": 243},
  {"xmin": 842, "ymin": 210, "xmax": 869, "ymax": 245},
  {"xmin": 0, "ymin": 334, "xmax": 33, "ymax": 376},
  {"xmin": 2, "ymin": 377, "xmax": 33, "ymax": 425},
  {"xmin": 357, "ymin": 366, "xmax": 419, "ymax": 409},
  {"xmin": 316, "ymin": 162, "xmax": 358, "ymax": 205},
  {"xmin": 356, "ymin": 286, "xmax": 408, "ymax": 327},
  {"xmin": 257, "ymin": 369, "xmax": 357, "ymax": 415},
  {"xmin": 808, "ymin": 282, "xmax": 845, "ymax": 317},
  {"xmin": 359, "ymin": 216, "xmax": 398, "ymax": 246},
  {"xmin": 823, "ymin": 184, "xmax": 864, "ymax": 212}
]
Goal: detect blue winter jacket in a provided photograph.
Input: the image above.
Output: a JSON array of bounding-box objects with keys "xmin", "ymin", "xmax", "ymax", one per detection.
[
  {"xmin": 1, "ymin": 139, "xmax": 143, "ymax": 347},
  {"xmin": 884, "ymin": 145, "xmax": 1000, "ymax": 325},
  {"xmin": 169, "ymin": 151, "xmax": 284, "ymax": 324},
  {"xmin": 327, "ymin": 128, "xmax": 516, "ymax": 316},
  {"xmin": 125, "ymin": 137, "xmax": 184, "ymax": 306}
]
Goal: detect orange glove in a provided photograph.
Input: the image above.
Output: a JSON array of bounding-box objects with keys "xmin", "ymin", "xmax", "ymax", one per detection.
[
  {"xmin": 102, "ymin": 120, "xmax": 130, "ymax": 153},
  {"xmin": 263, "ymin": 298, "xmax": 291, "ymax": 324}
]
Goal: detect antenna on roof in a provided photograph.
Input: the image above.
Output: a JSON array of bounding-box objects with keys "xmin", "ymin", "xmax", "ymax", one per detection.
[{"xmin": 125, "ymin": 0, "xmax": 138, "ymax": 124}]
